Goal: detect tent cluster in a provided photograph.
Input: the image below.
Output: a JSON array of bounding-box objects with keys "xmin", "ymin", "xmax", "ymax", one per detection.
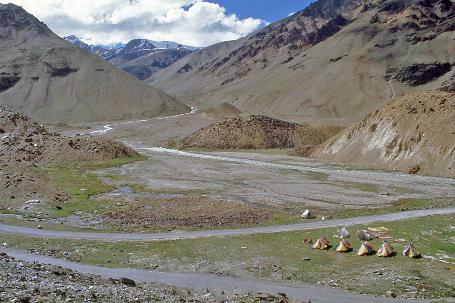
[{"xmin": 305, "ymin": 227, "xmax": 421, "ymax": 258}]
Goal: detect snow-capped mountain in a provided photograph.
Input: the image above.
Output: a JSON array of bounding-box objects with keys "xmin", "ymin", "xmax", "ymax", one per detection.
[
  {"xmin": 64, "ymin": 36, "xmax": 198, "ymax": 79},
  {"xmin": 63, "ymin": 35, "xmax": 118, "ymax": 59},
  {"xmin": 147, "ymin": 40, "xmax": 198, "ymax": 51}
]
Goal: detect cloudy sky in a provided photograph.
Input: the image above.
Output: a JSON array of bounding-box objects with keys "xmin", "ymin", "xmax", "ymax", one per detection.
[{"xmin": 8, "ymin": 0, "xmax": 310, "ymax": 47}]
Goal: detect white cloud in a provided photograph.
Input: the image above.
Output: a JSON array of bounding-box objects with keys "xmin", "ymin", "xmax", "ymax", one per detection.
[{"xmin": 8, "ymin": 0, "xmax": 267, "ymax": 47}]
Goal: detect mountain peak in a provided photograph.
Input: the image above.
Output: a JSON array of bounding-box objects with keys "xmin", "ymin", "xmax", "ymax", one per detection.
[
  {"xmin": 123, "ymin": 39, "xmax": 157, "ymax": 52},
  {"xmin": 0, "ymin": 3, "xmax": 52, "ymax": 37},
  {"xmin": 64, "ymin": 35, "xmax": 81, "ymax": 42}
]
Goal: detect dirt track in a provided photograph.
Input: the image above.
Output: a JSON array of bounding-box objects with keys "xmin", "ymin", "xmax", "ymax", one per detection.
[
  {"xmin": 1, "ymin": 208, "xmax": 453, "ymax": 242},
  {"xmin": 1, "ymin": 248, "xmax": 426, "ymax": 303}
]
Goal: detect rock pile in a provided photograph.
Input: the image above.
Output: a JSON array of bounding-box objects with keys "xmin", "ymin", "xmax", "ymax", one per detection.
[
  {"xmin": 0, "ymin": 252, "xmax": 302, "ymax": 303},
  {"xmin": 179, "ymin": 115, "xmax": 342, "ymax": 152},
  {"xmin": 180, "ymin": 115, "xmax": 299, "ymax": 149},
  {"xmin": 440, "ymin": 71, "xmax": 455, "ymax": 92}
]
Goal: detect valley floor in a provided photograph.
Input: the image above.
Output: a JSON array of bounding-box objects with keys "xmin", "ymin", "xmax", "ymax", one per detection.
[{"xmin": 1, "ymin": 111, "xmax": 454, "ymax": 302}]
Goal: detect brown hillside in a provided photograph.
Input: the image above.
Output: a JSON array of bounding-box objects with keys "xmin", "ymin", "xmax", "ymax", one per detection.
[
  {"xmin": 312, "ymin": 91, "xmax": 455, "ymax": 178},
  {"xmin": 0, "ymin": 4, "xmax": 189, "ymax": 123},
  {"xmin": 149, "ymin": 0, "xmax": 455, "ymax": 122}
]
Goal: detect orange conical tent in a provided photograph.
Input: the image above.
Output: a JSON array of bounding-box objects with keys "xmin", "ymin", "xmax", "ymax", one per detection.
[
  {"xmin": 335, "ymin": 239, "xmax": 352, "ymax": 252},
  {"xmin": 357, "ymin": 241, "xmax": 374, "ymax": 256},
  {"xmin": 312, "ymin": 237, "xmax": 330, "ymax": 250},
  {"xmin": 377, "ymin": 241, "xmax": 394, "ymax": 257},
  {"xmin": 403, "ymin": 243, "xmax": 421, "ymax": 258}
]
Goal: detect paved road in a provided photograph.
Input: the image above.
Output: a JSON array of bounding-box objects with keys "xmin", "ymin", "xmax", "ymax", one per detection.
[
  {"xmin": 1, "ymin": 248, "xmax": 426, "ymax": 303},
  {"xmin": 1, "ymin": 208, "xmax": 453, "ymax": 242}
]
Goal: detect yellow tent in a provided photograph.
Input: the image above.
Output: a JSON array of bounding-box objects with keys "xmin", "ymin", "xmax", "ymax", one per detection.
[
  {"xmin": 403, "ymin": 243, "xmax": 421, "ymax": 258},
  {"xmin": 312, "ymin": 237, "xmax": 330, "ymax": 250},
  {"xmin": 357, "ymin": 241, "xmax": 374, "ymax": 256},
  {"xmin": 335, "ymin": 239, "xmax": 352, "ymax": 252},
  {"xmin": 377, "ymin": 241, "xmax": 394, "ymax": 257}
]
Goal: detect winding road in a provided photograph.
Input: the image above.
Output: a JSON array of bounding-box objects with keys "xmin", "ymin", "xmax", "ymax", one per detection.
[
  {"xmin": 1, "ymin": 208, "xmax": 453, "ymax": 242},
  {"xmin": 26, "ymin": 110, "xmax": 451, "ymax": 302},
  {"xmin": 1, "ymin": 248, "xmax": 426, "ymax": 303}
]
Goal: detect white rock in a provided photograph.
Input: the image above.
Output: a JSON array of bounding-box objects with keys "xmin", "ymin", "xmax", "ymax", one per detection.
[{"xmin": 301, "ymin": 209, "xmax": 313, "ymax": 219}]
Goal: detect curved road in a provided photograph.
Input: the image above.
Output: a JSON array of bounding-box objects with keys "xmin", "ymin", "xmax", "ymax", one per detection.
[
  {"xmin": 1, "ymin": 248, "xmax": 426, "ymax": 303},
  {"xmin": 1, "ymin": 208, "xmax": 453, "ymax": 242}
]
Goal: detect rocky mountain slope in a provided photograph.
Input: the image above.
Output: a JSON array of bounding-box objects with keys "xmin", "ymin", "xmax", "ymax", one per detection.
[
  {"xmin": 149, "ymin": 0, "xmax": 455, "ymax": 122},
  {"xmin": 0, "ymin": 4, "xmax": 189, "ymax": 123},
  {"xmin": 65, "ymin": 36, "xmax": 196, "ymax": 80},
  {"xmin": 312, "ymin": 91, "xmax": 455, "ymax": 178}
]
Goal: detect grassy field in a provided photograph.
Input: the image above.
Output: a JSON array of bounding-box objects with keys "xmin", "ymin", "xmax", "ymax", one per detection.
[
  {"xmin": 1, "ymin": 215, "xmax": 453, "ymax": 300},
  {"xmin": 43, "ymin": 156, "xmax": 147, "ymax": 217},
  {"xmin": 0, "ymin": 156, "xmax": 146, "ymax": 231},
  {"xmin": 1, "ymin": 151, "xmax": 453, "ymax": 233}
]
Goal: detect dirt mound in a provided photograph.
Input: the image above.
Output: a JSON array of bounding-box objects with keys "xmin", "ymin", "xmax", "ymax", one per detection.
[
  {"xmin": 202, "ymin": 103, "xmax": 242, "ymax": 119},
  {"xmin": 312, "ymin": 91, "xmax": 455, "ymax": 178},
  {"xmin": 180, "ymin": 115, "xmax": 299, "ymax": 149},
  {"xmin": 177, "ymin": 115, "xmax": 343, "ymax": 152},
  {"xmin": 0, "ymin": 106, "xmax": 137, "ymax": 164},
  {"xmin": 0, "ymin": 106, "xmax": 137, "ymax": 204}
]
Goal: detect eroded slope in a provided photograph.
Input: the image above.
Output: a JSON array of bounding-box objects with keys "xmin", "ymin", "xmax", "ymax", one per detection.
[
  {"xmin": 312, "ymin": 91, "xmax": 455, "ymax": 177},
  {"xmin": 150, "ymin": 0, "xmax": 455, "ymax": 121}
]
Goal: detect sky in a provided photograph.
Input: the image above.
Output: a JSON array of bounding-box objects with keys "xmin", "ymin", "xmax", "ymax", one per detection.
[
  {"xmin": 215, "ymin": 0, "xmax": 312, "ymax": 23},
  {"xmin": 8, "ymin": 0, "xmax": 312, "ymax": 47}
]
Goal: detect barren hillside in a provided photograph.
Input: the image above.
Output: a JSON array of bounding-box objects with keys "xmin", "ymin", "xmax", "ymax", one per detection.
[
  {"xmin": 0, "ymin": 105, "xmax": 137, "ymax": 204},
  {"xmin": 312, "ymin": 91, "xmax": 455, "ymax": 178},
  {"xmin": 0, "ymin": 4, "xmax": 189, "ymax": 123},
  {"xmin": 149, "ymin": 0, "xmax": 454, "ymax": 122}
]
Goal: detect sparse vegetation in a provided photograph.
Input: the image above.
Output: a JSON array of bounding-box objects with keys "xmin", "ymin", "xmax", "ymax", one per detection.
[
  {"xmin": 41, "ymin": 156, "xmax": 147, "ymax": 218},
  {"xmin": 1, "ymin": 215, "xmax": 453, "ymax": 299}
]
